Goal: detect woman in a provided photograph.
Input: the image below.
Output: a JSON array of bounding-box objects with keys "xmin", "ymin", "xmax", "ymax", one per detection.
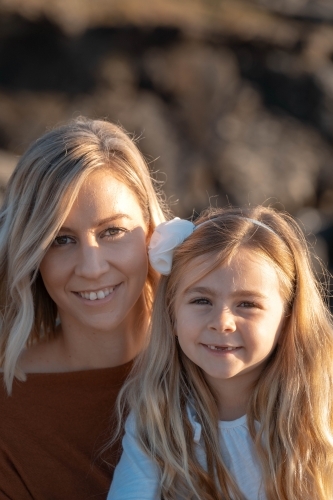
[{"xmin": 0, "ymin": 117, "xmax": 167, "ymax": 499}]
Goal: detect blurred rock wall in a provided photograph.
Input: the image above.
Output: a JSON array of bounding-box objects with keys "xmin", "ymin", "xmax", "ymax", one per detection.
[{"xmin": 1, "ymin": 0, "xmax": 333, "ymax": 263}]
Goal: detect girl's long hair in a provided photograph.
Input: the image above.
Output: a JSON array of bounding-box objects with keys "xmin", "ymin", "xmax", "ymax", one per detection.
[
  {"xmin": 0, "ymin": 117, "xmax": 167, "ymax": 393},
  {"xmin": 116, "ymin": 206, "xmax": 333, "ymax": 499}
]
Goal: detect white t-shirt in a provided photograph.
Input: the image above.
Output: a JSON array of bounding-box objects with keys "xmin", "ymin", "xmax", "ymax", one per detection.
[{"xmin": 108, "ymin": 406, "xmax": 266, "ymax": 500}]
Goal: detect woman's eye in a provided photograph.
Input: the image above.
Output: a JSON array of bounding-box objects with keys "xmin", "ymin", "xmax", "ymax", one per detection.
[
  {"xmin": 103, "ymin": 227, "xmax": 127, "ymax": 238},
  {"xmin": 53, "ymin": 235, "xmax": 75, "ymax": 246}
]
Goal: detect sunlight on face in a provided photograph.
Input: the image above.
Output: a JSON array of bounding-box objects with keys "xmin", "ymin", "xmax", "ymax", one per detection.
[
  {"xmin": 39, "ymin": 170, "xmax": 149, "ymax": 338},
  {"xmin": 175, "ymin": 248, "xmax": 286, "ymax": 394}
]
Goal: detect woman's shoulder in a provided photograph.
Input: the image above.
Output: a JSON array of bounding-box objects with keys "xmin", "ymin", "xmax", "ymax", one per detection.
[
  {"xmin": 18, "ymin": 337, "xmax": 59, "ymax": 373},
  {"xmin": 18, "ymin": 337, "xmax": 133, "ymax": 379},
  {"xmin": 0, "ymin": 338, "xmax": 133, "ymax": 405}
]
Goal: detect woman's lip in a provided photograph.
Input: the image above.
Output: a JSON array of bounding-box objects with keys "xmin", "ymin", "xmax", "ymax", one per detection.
[
  {"xmin": 74, "ymin": 284, "xmax": 117, "ymax": 294},
  {"xmin": 73, "ymin": 284, "xmax": 120, "ymax": 303}
]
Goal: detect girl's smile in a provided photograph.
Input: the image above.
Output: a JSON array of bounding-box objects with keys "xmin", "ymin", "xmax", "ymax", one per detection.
[
  {"xmin": 108, "ymin": 208, "xmax": 333, "ymax": 500},
  {"xmin": 175, "ymin": 247, "xmax": 286, "ymax": 407},
  {"xmin": 203, "ymin": 344, "xmax": 241, "ymax": 353}
]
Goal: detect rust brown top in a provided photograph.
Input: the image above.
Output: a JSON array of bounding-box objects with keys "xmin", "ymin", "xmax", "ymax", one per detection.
[{"xmin": 0, "ymin": 361, "xmax": 132, "ymax": 500}]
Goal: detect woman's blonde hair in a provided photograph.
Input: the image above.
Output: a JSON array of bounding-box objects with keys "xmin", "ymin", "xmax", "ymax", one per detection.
[
  {"xmin": 119, "ymin": 206, "xmax": 333, "ymax": 500},
  {"xmin": 0, "ymin": 117, "xmax": 167, "ymax": 393}
]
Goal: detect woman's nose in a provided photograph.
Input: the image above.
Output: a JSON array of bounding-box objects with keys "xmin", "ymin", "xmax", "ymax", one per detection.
[
  {"xmin": 208, "ymin": 306, "xmax": 236, "ymax": 333},
  {"xmin": 75, "ymin": 241, "xmax": 109, "ymax": 279}
]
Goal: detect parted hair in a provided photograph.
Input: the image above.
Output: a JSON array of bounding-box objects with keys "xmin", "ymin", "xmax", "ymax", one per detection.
[
  {"xmin": 117, "ymin": 206, "xmax": 333, "ymax": 499},
  {"xmin": 0, "ymin": 117, "xmax": 167, "ymax": 393}
]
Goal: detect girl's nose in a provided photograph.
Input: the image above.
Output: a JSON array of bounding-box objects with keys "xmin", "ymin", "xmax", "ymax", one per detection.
[
  {"xmin": 208, "ymin": 306, "xmax": 236, "ymax": 333},
  {"xmin": 75, "ymin": 241, "xmax": 109, "ymax": 279}
]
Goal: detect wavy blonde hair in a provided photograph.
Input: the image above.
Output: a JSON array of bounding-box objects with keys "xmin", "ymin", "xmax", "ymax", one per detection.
[
  {"xmin": 0, "ymin": 117, "xmax": 167, "ymax": 393},
  {"xmin": 118, "ymin": 206, "xmax": 333, "ymax": 499}
]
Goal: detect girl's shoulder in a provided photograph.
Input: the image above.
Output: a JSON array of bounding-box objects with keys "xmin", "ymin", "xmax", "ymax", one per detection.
[{"xmin": 186, "ymin": 403, "xmax": 250, "ymax": 445}]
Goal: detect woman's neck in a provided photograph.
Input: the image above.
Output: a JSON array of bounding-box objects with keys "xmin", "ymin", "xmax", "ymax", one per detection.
[{"xmin": 19, "ymin": 299, "xmax": 148, "ymax": 374}]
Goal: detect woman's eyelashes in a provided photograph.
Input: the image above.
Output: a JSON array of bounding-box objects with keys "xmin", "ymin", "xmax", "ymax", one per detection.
[
  {"xmin": 52, "ymin": 226, "xmax": 128, "ymax": 246},
  {"xmin": 102, "ymin": 226, "xmax": 128, "ymax": 238},
  {"xmin": 53, "ymin": 235, "xmax": 75, "ymax": 246}
]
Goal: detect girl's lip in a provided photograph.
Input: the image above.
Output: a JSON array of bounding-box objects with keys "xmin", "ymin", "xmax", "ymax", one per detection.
[{"xmin": 202, "ymin": 344, "xmax": 241, "ymax": 352}]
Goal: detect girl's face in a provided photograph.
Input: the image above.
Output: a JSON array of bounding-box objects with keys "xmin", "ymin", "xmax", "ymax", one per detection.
[
  {"xmin": 39, "ymin": 170, "xmax": 149, "ymax": 338},
  {"xmin": 174, "ymin": 248, "xmax": 285, "ymax": 396}
]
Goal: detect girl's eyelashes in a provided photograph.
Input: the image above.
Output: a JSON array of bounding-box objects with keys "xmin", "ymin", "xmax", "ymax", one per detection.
[
  {"xmin": 189, "ymin": 299, "xmax": 260, "ymax": 308},
  {"xmin": 190, "ymin": 297, "xmax": 212, "ymax": 305},
  {"xmin": 238, "ymin": 301, "xmax": 258, "ymax": 308}
]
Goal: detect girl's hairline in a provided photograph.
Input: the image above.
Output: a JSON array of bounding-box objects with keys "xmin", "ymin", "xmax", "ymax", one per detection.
[{"xmin": 194, "ymin": 216, "xmax": 276, "ymax": 235}]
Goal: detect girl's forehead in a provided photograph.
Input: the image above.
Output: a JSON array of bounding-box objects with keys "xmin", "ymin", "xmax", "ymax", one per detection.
[{"xmin": 175, "ymin": 247, "xmax": 281, "ymax": 295}]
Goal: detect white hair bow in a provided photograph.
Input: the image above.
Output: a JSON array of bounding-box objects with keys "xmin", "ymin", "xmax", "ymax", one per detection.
[
  {"xmin": 148, "ymin": 218, "xmax": 195, "ymax": 275},
  {"xmin": 148, "ymin": 216, "xmax": 275, "ymax": 276}
]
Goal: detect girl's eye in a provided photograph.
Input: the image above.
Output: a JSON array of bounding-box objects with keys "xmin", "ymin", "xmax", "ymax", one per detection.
[
  {"xmin": 103, "ymin": 227, "xmax": 127, "ymax": 238},
  {"xmin": 53, "ymin": 235, "xmax": 75, "ymax": 246},
  {"xmin": 191, "ymin": 298, "xmax": 211, "ymax": 305},
  {"xmin": 239, "ymin": 301, "xmax": 257, "ymax": 308}
]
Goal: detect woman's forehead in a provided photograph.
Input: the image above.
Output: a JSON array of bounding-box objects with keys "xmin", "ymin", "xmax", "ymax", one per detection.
[{"xmin": 61, "ymin": 170, "xmax": 147, "ymax": 231}]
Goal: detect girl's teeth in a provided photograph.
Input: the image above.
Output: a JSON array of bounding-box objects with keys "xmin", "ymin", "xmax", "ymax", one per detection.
[
  {"xmin": 97, "ymin": 290, "xmax": 105, "ymax": 299},
  {"xmin": 90, "ymin": 292, "xmax": 97, "ymax": 300},
  {"xmin": 207, "ymin": 345, "xmax": 235, "ymax": 351}
]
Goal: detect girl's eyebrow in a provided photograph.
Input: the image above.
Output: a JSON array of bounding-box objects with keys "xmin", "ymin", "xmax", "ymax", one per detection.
[
  {"xmin": 59, "ymin": 214, "xmax": 132, "ymax": 232},
  {"xmin": 184, "ymin": 286, "xmax": 213, "ymax": 296},
  {"xmin": 184, "ymin": 286, "xmax": 268, "ymax": 300},
  {"xmin": 230, "ymin": 290, "xmax": 268, "ymax": 300}
]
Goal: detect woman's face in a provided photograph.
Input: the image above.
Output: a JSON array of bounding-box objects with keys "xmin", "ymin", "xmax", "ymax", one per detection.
[{"xmin": 39, "ymin": 170, "xmax": 149, "ymax": 338}]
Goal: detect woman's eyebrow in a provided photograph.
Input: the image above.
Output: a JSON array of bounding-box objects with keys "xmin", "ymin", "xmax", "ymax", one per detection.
[
  {"xmin": 59, "ymin": 214, "xmax": 132, "ymax": 232},
  {"xmin": 95, "ymin": 214, "xmax": 132, "ymax": 228}
]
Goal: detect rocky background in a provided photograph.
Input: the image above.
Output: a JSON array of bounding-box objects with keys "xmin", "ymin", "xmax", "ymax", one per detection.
[{"xmin": 1, "ymin": 0, "xmax": 333, "ymax": 275}]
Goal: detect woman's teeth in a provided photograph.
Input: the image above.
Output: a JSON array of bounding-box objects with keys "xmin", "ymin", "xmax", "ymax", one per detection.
[
  {"xmin": 206, "ymin": 345, "xmax": 236, "ymax": 351},
  {"xmin": 78, "ymin": 287, "xmax": 115, "ymax": 301}
]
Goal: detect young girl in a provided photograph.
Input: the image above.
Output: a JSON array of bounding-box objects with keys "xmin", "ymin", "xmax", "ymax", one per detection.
[{"xmin": 108, "ymin": 206, "xmax": 333, "ymax": 500}]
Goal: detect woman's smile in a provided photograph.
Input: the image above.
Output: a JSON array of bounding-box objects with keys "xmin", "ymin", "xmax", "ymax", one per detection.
[
  {"xmin": 74, "ymin": 284, "xmax": 119, "ymax": 302},
  {"xmin": 39, "ymin": 170, "xmax": 149, "ymax": 337}
]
